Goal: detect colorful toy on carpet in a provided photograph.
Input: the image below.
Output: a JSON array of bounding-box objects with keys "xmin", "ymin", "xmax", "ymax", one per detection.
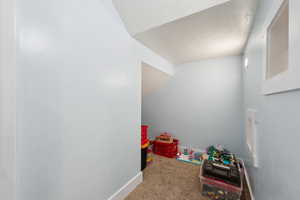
[
  {"xmin": 147, "ymin": 141, "xmax": 154, "ymax": 166},
  {"xmin": 176, "ymin": 147, "xmax": 203, "ymax": 165}
]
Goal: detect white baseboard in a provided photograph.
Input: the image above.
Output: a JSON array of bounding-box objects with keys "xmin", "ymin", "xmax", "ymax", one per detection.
[{"xmin": 107, "ymin": 172, "xmax": 143, "ymax": 200}]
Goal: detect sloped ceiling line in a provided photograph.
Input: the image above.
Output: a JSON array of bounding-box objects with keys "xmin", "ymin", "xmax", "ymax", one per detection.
[{"xmin": 113, "ymin": 0, "xmax": 230, "ymax": 35}]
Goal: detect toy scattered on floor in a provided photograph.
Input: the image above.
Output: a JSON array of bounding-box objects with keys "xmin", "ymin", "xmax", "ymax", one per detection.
[
  {"xmin": 194, "ymin": 152, "xmax": 202, "ymax": 161},
  {"xmin": 188, "ymin": 150, "xmax": 194, "ymax": 161},
  {"xmin": 176, "ymin": 147, "xmax": 203, "ymax": 165},
  {"xmin": 201, "ymin": 153, "xmax": 209, "ymax": 160},
  {"xmin": 183, "ymin": 148, "xmax": 189, "ymax": 155},
  {"xmin": 147, "ymin": 142, "xmax": 154, "ymax": 166},
  {"xmin": 147, "ymin": 150, "xmax": 153, "ymax": 165}
]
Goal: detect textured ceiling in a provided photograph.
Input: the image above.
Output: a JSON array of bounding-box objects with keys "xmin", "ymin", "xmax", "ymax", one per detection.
[
  {"xmin": 113, "ymin": 0, "xmax": 258, "ymax": 64},
  {"xmin": 134, "ymin": 0, "xmax": 258, "ymax": 64}
]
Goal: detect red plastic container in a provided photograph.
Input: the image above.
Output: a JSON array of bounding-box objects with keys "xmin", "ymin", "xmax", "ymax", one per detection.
[
  {"xmin": 153, "ymin": 139, "xmax": 179, "ymax": 158},
  {"xmin": 141, "ymin": 125, "xmax": 148, "ymax": 145}
]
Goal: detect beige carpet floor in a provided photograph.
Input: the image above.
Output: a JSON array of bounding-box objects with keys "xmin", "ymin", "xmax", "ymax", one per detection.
[{"xmin": 125, "ymin": 155, "xmax": 250, "ymax": 200}]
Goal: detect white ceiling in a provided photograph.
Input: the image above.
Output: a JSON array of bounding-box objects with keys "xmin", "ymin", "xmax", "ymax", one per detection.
[
  {"xmin": 113, "ymin": 0, "xmax": 258, "ymax": 64},
  {"xmin": 142, "ymin": 63, "xmax": 171, "ymax": 97},
  {"xmin": 112, "ymin": 0, "xmax": 230, "ymax": 35}
]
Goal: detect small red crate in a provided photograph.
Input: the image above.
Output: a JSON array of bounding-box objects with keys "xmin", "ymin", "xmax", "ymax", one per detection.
[{"xmin": 153, "ymin": 139, "xmax": 179, "ymax": 158}]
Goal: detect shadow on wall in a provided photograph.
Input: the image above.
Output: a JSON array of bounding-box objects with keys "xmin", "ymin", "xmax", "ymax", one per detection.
[{"xmin": 142, "ymin": 62, "xmax": 172, "ymax": 98}]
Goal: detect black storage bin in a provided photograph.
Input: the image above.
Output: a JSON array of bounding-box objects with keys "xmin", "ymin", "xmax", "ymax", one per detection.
[{"xmin": 141, "ymin": 147, "xmax": 148, "ymax": 171}]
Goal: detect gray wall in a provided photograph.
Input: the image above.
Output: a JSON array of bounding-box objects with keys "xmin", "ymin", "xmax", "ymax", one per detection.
[
  {"xmin": 16, "ymin": 1, "xmax": 141, "ymax": 200},
  {"xmin": 243, "ymin": 0, "xmax": 300, "ymax": 199},
  {"xmin": 142, "ymin": 56, "xmax": 245, "ymax": 155},
  {"xmin": 0, "ymin": 0, "xmax": 16, "ymax": 199}
]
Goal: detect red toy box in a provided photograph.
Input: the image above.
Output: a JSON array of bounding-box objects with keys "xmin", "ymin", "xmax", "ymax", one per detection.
[{"xmin": 153, "ymin": 139, "xmax": 179, "ymax": 158}]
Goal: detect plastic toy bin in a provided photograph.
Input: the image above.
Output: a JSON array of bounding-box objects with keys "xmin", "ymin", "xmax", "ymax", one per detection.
[
  {"xmin": 153, "ymin": 139, "xmax": 178, "ymax": 158},
  {"xmin": 199, "ymin": 165, "xmax": 242, "ymax": 200}
]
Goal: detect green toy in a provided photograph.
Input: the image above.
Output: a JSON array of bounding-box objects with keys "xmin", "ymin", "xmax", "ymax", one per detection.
[{"xmin": 206, "ymin": 145, "xmax": 237, "ymax": 166}]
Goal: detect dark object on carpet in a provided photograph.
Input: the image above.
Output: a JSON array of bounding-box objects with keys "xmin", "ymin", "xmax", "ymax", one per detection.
[
  {"xmin": 126, "ymin": 155, "xmax": 251, "ymax": 200},
  {"xmin": 141, "ymin": 147, "xmax": 148, "ymax": 171}
]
